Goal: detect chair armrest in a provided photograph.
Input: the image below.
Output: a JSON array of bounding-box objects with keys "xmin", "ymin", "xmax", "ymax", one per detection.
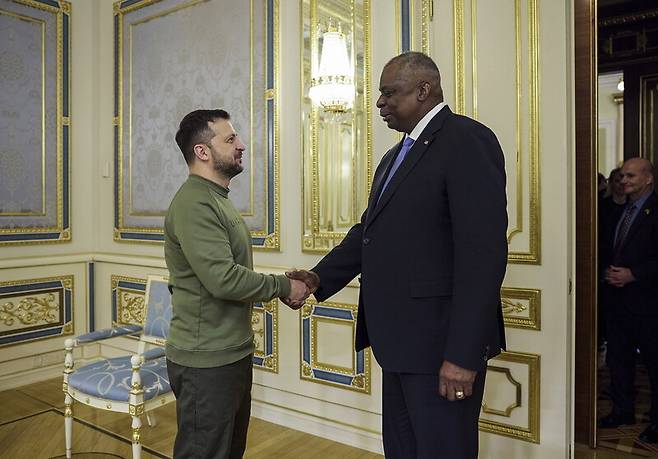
[
  {"xmin": 71, "ymin": 324, "xmax": 143, "ymax": 346},
  {"xmin": 137, "ymin": 347, "xmax": 166, "ymax": 364}
]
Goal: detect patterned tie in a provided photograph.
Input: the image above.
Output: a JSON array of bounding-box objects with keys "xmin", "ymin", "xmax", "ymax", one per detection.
[
  {"xmin": 612, "ymin": 204, "xmax": 636, "ymax": 263},
  {"xmin": 377, "ymin": 136, "xmax": 415, "ymax": 202}
]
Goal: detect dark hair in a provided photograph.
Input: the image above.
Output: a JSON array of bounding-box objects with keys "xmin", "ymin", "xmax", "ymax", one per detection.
[
  {"xmin": 175, "ymin": 109, "xmax": 230, "ymax": 164},
  {"xmin": 386, "ymin": 51, "xmax": 443, "ymax": 102}
]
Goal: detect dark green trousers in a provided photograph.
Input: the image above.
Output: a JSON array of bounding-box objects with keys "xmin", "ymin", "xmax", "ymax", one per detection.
[{"xmin": 167, "ymin": 354, "xmax": 253, "ymax": 459}]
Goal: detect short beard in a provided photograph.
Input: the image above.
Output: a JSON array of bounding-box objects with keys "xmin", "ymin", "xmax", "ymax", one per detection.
[{"xmin": 212, "ymin": 155, "xmax": 243, "ymax": 179}]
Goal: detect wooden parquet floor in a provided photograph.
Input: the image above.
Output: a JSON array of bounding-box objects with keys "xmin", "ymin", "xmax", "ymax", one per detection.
[
  {"xmin": 0, "ymin": 378, "xmax": 383, "ymax": 459},
  {"xmin": 597, "ymin": 352, "xmax": 658, "ymax": 458},
  {"xmin": 1, "ymin": 376, "xmax": 652, "ymax": 459}
]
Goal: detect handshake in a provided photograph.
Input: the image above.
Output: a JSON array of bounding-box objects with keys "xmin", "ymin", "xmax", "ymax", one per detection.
[{"xmin": 280, "ymin": 269, "xmax": 320, "ymax": 310}]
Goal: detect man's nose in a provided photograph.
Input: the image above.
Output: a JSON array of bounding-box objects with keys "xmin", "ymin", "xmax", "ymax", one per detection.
[{"xmin": 376, "ymin": 95, "xmax": 384, "ymax": 108}]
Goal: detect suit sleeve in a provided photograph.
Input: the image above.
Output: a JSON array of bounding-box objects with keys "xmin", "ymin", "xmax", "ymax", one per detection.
[
  {"xmin": 629, "ymin": 216, "xmax": 658, "ymax": 285},
  {"xmin": 311, "ymin": 211, "xmax": 366, "ymax": 302},
  {"xmin": 443, "ymin": 125, "xmax": 508, "ymax": 371}
]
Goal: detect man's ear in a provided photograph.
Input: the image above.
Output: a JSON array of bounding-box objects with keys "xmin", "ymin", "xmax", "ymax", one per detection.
[
  {"xmin": 193, "ymin": 144, "xmax": 208, "ymax": 162},
  {"xmin": 417, "ymin": 81, "xmax": 431, "ymax": 102}
]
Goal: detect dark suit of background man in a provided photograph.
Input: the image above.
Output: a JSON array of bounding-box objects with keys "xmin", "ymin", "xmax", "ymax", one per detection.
[
  {"xmin": 599, "ymin": 158, "xmax": 658, "ymax": 444},
  {"xmin": 285, "ymin": 52, "xmax": 508, "ymax": 459}
]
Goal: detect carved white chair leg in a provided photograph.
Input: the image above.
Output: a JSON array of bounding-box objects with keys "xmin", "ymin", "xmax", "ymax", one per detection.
[
  {"xmin": 64, "ymin": 393, "xmax": 73, "ymax": 458},
  {"xmin": 146, "ymin": 411, "xmax": 157, "ymax": 427},
  {"xmin": 131, "ymin": 415, "xmax": 142, "ymax": 459}
]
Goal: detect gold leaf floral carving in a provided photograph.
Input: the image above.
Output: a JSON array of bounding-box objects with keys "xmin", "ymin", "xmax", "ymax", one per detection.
[{"xmin": 0, "ymin": 293, "xmax": 59, "ymax": 326}]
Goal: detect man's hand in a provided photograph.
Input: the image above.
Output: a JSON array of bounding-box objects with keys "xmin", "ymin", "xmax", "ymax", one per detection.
[
  {"xmin": 281, "ymin": 279, "xmax": 310, "ymax": 310},
  {"xmin": 280, "ymin": 270, "xmax": 320, "ymax": 310},
  {"xmin": 439, "ymin": 360, "xmax": 477, "ymax": 401},
  {"xmin": 286, "ymin": 269, "xmax": 320, "ymax": 293},
  {"xmin": 605, "ymin": 265, "xmax": 635, "ymax": 288}
]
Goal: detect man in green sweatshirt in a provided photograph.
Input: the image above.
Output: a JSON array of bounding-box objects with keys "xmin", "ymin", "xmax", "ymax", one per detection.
[{"xmin": 164, "ymin": 109, "xmax": 309, "ymax": 459}]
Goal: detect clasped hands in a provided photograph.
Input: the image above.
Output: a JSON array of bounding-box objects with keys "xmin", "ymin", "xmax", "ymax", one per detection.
[
  {"xmin": 280, "ymin": 269, "xmax": 320, "ymax": 310},
  {"xmin": 604, "ymin": 265, "xmax": 635, "ymax": 288}
]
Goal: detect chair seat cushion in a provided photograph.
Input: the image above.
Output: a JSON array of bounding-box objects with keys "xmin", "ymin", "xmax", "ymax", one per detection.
[{"xmin": 68, "ymin": 355, "xmax": 171, "ymax": 402}]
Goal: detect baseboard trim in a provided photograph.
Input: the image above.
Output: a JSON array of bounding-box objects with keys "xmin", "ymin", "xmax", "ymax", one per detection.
[
  {"xmin": 251, "ymin": 399, "xmax": 383, "ymax": 454},
  {"xmin": 0, "ymin": 364, "xmax": 63, "ymax": 392}
]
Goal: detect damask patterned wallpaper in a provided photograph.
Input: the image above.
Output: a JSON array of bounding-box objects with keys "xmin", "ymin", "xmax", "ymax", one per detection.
[
  {"xmin": 0, "ymin": 2, "xmax": 64, "ymax": 233},
  {"xmin": 116, "ymin": 0, "xmax": 271, "ymax": 240}
]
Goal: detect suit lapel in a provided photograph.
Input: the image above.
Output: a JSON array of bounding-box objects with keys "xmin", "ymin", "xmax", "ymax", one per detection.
[
  {"xmin": 365, "ymin": 107, "xmax": 452, "ymax": 228},
  {"xmin": 364, "ymin": 143, "xmax": 400, "ymax": 224}
]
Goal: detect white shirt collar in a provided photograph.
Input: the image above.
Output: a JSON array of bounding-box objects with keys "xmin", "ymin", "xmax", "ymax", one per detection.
[{"xmin": 407, "ymin": 102, "xmax": 447, "ymax": 142}]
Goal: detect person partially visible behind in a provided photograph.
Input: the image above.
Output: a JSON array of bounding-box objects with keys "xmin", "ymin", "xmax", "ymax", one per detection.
[
  {"xmin": 164, "ymin": 109, "xmax": 309, "ymax": 459},
  {"xmin": 598, "ymin": 167, "xmax": 627, "ymax": 350},
  {"xmin": 600, "ymin": 167, "xmax": 627, "ymax": 231},
  {"xmin": 598, "ymin": 171, "xmax": 608, "ymax": 201},
  {"xmin": 599, "ymin": 158, "xmax": 658, "ymax": 444}
]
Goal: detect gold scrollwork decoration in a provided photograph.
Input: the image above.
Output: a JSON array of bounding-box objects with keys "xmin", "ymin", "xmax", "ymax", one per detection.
[
  {"xmin": 302, "ymin": 362, "xmax": 313, "ymax": 377},
  {"xmin": 252, "ymin": 311, "xmax": 264, "ymax": 350},
  {"xmin": 111, "ymin": 275, "xmax": 147, "ymax": 327},
  {"xmin": 352, "ymin": 374, "xmax": 365, "ymax": 389},
  {"xmin": 0, "ymin": 293, "xmax": 60, "ymax": 326},
  {"xmin": 119, "ymin": 292, "xmax": 145, "ymax": 325},
  {"xmin": 263, "ymin": 356, "xmax": 275, "ymax": 370},
  {"xmin": 501, "ymin": 298, "xmax": 526, "ymax": 314},
  {"xmin": 301, "ymin": 303, "xmax": 313, "ymax": 319},
  {"xmin": 500, "ymin": 287, "xmax": 541, "ymax": 330}
]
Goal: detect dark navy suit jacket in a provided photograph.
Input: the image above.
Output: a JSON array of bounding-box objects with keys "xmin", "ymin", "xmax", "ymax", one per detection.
[
  {"xmin": 312, "ymin": 106, "xmax": 508, "ymax": 373},
  {"xmin": 600, "ymin": 192, "xmax": 658, "ymax": 316}
]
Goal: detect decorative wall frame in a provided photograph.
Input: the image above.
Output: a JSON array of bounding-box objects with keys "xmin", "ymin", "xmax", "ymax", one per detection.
[
  {"xmin": 479, "ymin": 350, "xmax": 540, "ymax": 443},
  {"xmin": 113, "ymin": 0, "xmax": 280, "ymax": 249},
  {"xmin": 453, "ymin": 0, "xmax": 540, "ymax": 264},
  {"xmin": 252, "ymin": 299, "xmax": 278, "ymax": 372},
  {"xmin": 0, "ymin": 0, "xmax": 71, "ymax": 245},
  {"xmin": 111, "ymin": 275, "xmax": 146, "ymax": 327},
  {"xmin": 300, "ymin": 0, "xmax": 372, "ymax": 253},
  {"xmin": 300, "ymin": 299, "xmax": 370, "ymax": 393},
  {"xmin": 0, "ymin": 275, "xmax": 74, "ymax": 346},
  {"xmin": 397, "ymin": 0, "xmax": 432, "ymax": 54},
  {"xmin": 500, "ymin": 286, "xmax": 541, "ymax": 330}
]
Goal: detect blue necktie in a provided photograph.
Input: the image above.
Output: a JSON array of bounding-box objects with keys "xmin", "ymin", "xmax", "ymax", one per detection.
[{"xmin": 378, "ymin": 136, "xmax": 415, "ymax": 202}]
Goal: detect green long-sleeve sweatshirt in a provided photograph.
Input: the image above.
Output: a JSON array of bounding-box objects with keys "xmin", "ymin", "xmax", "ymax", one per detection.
[{"xmin": 164, "ymin": 174, "xmax": 291, "ymax": 368}]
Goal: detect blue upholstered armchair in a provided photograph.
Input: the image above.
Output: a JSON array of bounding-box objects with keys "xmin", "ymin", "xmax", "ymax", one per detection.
[{"xmin": 62, "ymin": 275, "xmax": 174, "ymax": 459}]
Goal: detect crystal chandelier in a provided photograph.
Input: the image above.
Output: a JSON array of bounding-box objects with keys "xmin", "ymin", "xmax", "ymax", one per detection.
[{"xmin": 309, "ymin": 22, "xmax": 355, "ymax": 113}]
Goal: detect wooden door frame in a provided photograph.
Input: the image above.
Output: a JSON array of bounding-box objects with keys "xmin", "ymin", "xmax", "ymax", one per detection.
[{"xmin": 574, "ymin": 0, "xmax": 598, "ymax": 448}]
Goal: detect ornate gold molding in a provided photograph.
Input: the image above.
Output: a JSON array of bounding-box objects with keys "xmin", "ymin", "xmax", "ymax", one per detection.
[
  {"xmin": 500, "ymin": 287, "xmax": 541, "ymax": 330},
  {"xmin": 252, "ymin": 299, "xmax": 278, "ymax": 372},
  {"xmin": 456, "ymin": 0, "xmax": 540, "ymax": 264},
  {"xmin": 301, "ymin": 0, "xmax": 373, "ymax": 253},
  {"xmin": 479, "ymin": 350, "xmax": 540, "ymax": 443},
  {"xmin": 0, "ymin": 275, "xmax": 74, "ymax": 345},
  {"xmin": 300, "ymin": 299, "xmax": 371, "ymax": 393}
]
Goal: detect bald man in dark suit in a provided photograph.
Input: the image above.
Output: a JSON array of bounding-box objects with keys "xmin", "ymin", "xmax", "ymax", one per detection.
[{"xmin": 599, "ymin": 158, "xmax": 658, "ymax": 444}]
